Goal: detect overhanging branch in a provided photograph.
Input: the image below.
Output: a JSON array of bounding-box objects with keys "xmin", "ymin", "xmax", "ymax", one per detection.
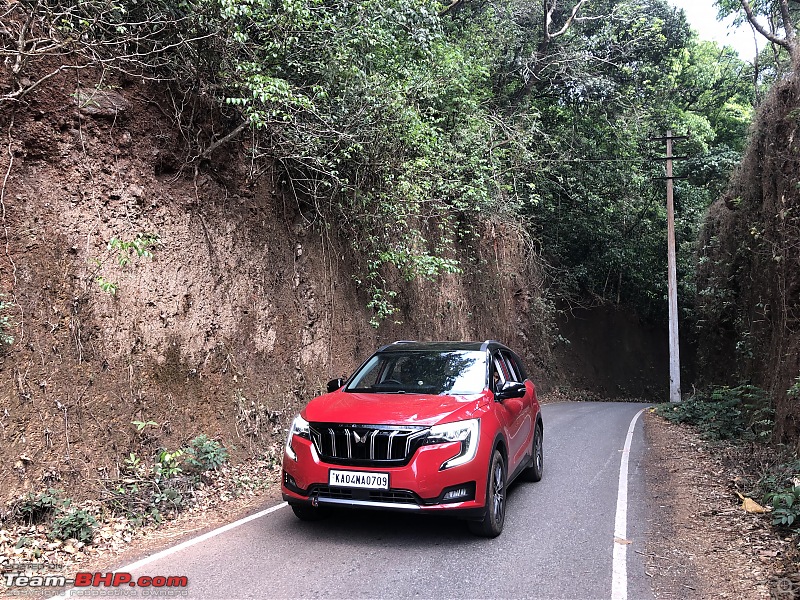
[{"xmin": 739, "ymin": 0, "xmax": 793, "ymax": 50}]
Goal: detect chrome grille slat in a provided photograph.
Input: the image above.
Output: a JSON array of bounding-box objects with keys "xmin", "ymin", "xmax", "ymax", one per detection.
[
  {"xmin": 328, "ymin": 428, "xmax": 336, "ymax": 456},
  {"xmin": 369, "ymin": 430, "xmax": 377, "ymax": 460},
  {"xmin": 387, "ymin": 430, "xmax": 399, "ymax": 458},
  {"xmin": 309, "ymin": 423, "xmax": 429, "ymax": 466},
  {"xmin": 405, "ymin": 430, "xmax": 427, "ymax": 456}
]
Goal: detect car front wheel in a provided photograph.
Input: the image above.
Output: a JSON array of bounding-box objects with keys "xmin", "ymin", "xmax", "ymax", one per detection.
[{"xmin": 468, "ymin": 448, "xmax": 506, "ymax": 538}]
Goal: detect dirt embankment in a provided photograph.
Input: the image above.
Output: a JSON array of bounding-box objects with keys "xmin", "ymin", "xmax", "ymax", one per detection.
[
  {"xmin": 696, "ymin": 76, "xmax": 800, "ymax": 446},
  {"xmin": 0, "ymin": 67, "xmax": 555, "ymax": 503}
]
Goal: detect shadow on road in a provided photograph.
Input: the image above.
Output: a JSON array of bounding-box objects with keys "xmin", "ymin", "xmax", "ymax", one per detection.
[{"xmin": 274, "ymin": 478, "xmax": 536, "ymax": 546}]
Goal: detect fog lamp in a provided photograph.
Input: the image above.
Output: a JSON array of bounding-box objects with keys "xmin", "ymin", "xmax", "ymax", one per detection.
[{"xmin": 443, "ymin": 487, "xmax": 470, "ymax": 501}]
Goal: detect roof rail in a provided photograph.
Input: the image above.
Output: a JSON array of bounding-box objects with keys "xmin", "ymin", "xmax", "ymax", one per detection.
[
  {"xmin": 376, "ymin": 340, "xmax": 417, "ymax": 352},
  {"xmin": 481, "ymin": 340, "xmax": 502, "ymax": 352}
]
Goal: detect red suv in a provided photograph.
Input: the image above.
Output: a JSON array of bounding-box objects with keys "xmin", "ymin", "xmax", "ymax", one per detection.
[{"xmin": 281, "ymin": 340, "xmax": 543, "ymax": 537}]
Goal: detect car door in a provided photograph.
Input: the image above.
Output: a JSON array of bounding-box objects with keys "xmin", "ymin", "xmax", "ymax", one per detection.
[{"xmin": 493, "ymin": 351, "xmax": 533, "ymax": 471}]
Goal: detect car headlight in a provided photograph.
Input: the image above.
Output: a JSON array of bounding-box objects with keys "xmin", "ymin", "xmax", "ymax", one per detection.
[
  {"xmin": 426, "ymin": 419, "xmax": 480, "ymax": 470},
  {"xmin": 285, "ymin": 414, "xmax": 310, "ymax": 461}
]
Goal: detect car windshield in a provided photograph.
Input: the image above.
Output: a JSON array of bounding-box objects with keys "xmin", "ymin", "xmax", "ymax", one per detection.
[{"xmin": 346, "ymin": 350, "xmax": 487, "ymax": 395}]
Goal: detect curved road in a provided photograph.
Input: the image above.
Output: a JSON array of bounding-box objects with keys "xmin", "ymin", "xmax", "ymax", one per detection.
[{"xmin": 61, "ymin": 402, "xmax": 654, "ymax": 600}]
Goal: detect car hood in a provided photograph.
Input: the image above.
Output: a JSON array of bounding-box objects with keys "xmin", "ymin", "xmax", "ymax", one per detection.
[{"xmin": 302, "ymin": 391, "xmax": 489, "ymax": 426}]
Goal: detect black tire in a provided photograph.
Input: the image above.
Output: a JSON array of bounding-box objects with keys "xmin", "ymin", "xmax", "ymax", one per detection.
[
  {"xmin": 290, "ymin": 503, "xmax": 329, "ymax": 521},
  {"xmin": 521, "ymin": 422, "xmax": 543, "ymax": 482},
  {"xmin": 468, "ymin": 449, "xmax": 507, "ymax": 538}
]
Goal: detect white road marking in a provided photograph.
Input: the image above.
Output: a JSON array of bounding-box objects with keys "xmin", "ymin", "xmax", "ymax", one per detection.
[
  {"xmin": 48, "ymin": 501, "xmax": 288, "ymax": 599},
  {"xmin": 611, "ymin": 408, "xmax": 646, "ymax": 600}
]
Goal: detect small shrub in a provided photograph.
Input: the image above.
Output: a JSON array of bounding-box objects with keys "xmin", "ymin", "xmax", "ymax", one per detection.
[
  {"xmin": 184, "ymin": 435, "xmax": 229, "ymax": 473},
  {"xmin": 100, "ymin": 432, "xmax": 228, "ymax": 526},
  {"xmin": 152, "ymin": 487, "xmax": 183, "ymax": 513},
  {"xmin": 123, "ymin": 452, "xmax": 146, "ymax": 477},
  {"xmin": 757, "ymin": 454, "xmax": 800, "ymax": 530},
  {"xmin": 132, "ymin": 420, "xmax": 158, "ymax": 432},
  {"xmin": 96, "ymin": 233, "xmax": 159, "ymax": 294},
  {"xmin": 128, "ymin": 507, "xmax": 163, "ymax": 527},
  {"xmin": 109, "ymin": 233, "xmax": 160, "ymax": 267},
  {"xmin": 15, "ymin": 488, "xmax": 66, "ymax": 524},
  {"xmin": 153, "ymin": 449, "xmax": 183, "ymax": 481},
  {"xmin": 51, "ymin": 509, "xmax": 96, "ymax": 543},
  {"xmin": 655, "ymin": 385, "xmax": 774, "ymax": 441},
  {"xmin": 766, "ymin": 485, "xmax": 800, "ymax": 529},
  {"xmin": 96, "ymin": 276, "xmax": 118, "ymax": 295}
]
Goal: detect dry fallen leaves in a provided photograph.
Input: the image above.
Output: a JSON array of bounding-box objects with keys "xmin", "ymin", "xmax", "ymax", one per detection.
[
  {"xmin": 736, "ymin": 491, "xmax": 771, "ymax": 514},
  {"xmin": 0, "ymin": 454, "xmax": 281, "ymax": 587}
]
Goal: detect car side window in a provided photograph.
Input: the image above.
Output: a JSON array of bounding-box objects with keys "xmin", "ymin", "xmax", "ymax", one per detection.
[
  {"xmin": 492, "ymin": 356, "xmax": 507, "ymax": 392},
  {"xmin": 500, "ymin": 351, "xmax": 520, "ymax": 382}
]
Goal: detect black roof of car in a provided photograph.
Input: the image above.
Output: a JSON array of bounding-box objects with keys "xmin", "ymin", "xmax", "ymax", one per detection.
[{"xmin": 377, "ymin": 340, "xmax": 509, "ymax": 353}]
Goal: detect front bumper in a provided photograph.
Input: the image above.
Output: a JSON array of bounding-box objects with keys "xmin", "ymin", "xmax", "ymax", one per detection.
[{"xmin": 282, "ymin": 436, "xmax": 488, "ymax": 517}]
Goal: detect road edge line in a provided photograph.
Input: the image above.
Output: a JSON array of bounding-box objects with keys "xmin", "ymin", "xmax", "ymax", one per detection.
[
  {"xmin": 611, "ymin": 408, "xmax": 646, "ymax": 600},
  {"xmin": 48, "ymin": 501, "xmax": 288, "ymax": 599}
]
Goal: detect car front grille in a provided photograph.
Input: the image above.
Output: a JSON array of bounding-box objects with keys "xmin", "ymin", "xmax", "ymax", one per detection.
[{"xmin": 309, "ymin": 423, "xmax": 429, "ymax": 466}]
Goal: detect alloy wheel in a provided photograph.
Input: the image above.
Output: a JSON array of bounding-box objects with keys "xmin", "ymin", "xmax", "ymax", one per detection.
[{"xmin": 491, "ymin": 457, "xmax": 505, "ymax": 526}]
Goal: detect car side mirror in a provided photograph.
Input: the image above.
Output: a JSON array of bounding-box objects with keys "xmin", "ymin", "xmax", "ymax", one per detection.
[
  {"xmin": 326, "ymin": 378, "xmax": 346, "ymax": 393},
  {"xmin": 496, "ymin": 381, "xmax": 526, "ymax": 401}
]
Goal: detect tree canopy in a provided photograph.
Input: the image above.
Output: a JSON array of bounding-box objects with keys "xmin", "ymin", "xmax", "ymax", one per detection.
[{"xmin": 3, "ymin": 0, "xmax": 759, "ymax": 325}]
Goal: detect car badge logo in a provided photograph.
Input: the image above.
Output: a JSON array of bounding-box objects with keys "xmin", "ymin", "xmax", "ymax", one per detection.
[{"xmin": 353, "ymin": 431, "xmax": 367, "ymax": 444}]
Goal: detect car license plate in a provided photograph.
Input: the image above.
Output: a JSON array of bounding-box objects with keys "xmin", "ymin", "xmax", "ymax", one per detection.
[{"xmin": 329, "ymin": 470, "xmax": 389, "ymax": 489}]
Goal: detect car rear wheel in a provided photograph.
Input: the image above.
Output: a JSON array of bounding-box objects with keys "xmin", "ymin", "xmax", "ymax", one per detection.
[
  {"xmin": 291, "ymin": 503, "xmax": 329, "ymax": 521},
  {"xmin": 521, "ymin": 422, "xmax": 543, "ymax": 482},
  {"xmin": 468, "ymin": 448, "xmax": 506, "ymax": 538}
]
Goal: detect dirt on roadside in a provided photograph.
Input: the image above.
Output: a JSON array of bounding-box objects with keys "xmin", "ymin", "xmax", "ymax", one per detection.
[{"xmin": 644, "ymin": 411, "xmax": 796, "ymax": 600}]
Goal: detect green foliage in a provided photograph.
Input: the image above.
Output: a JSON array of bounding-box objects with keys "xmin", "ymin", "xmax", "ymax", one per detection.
[
  {"xmin": 521, "ymin": 27, "xmax": 756, "ymax": 321},
  {"xmin": 152, "ymin": 487, "xmax": 183, "ymax": 511},
  {"xmin": 11, "ymin": 0, "xmax": 758, "ymax": 323},
  {"xmin": 12, "ymin": 488, "xmax": 96, "ymax": 543},
  {"xmin": 153, "ymin": 448, "xmax": 184, "ymax": 481},
  {"xmin": 655, "ymin": 385, "xmax": 774, "ymax": 441},
  {"xmin": 15, "ymin": 488, "xmax": 67, "ymax": 524},
  {"xmin": 95, "ymin": 233, "xmax": 158, "ymax": 295},
  {"xmin": 50, "ymin": 509, "xmax": 97, "ymax": 543},
  {"xmin": 716, "ymin": 0, "xmax": 796, "ymax": 84},
  {"xmin": 103, "ymin": 433, "xmax": 229, "ymax": 525},
  {"xmin": 0, "ymin": 295, "xmax": 16, "ymax": 348},
  {"xmin": 751, "ymin": 453, "xmax": 800, "ymax": 530},
  {"xmin": 109, "ymin": 233, "xmax": 160, "ymax": 267},
  {"xmin": 96, "ymin": 276, "xmax": 119, "ymax": 295},
  {"xmin": 123, "ymin": 452, "xmax": 144, "ymax": 476},
  {"xmin": 184, "ymin": 434, "xmax": 229, "ymax": 472},
  {"xmin": 207, "ymin": 0, "xmax": 489, "ymax": 322},
  {"xmin": 768, "ymin": 486, "xmax": 800, "ymax": 528},
  {"xmin": 132, "ymin": 420, "xmax": 159, "ymax": 432},
  {"xmin": 8, "ymin": 435, "xmax": 226, "ymax": 540},
  {"xmin": 788, "ymin": 375, "xmax": 800, "ymax": 399}
]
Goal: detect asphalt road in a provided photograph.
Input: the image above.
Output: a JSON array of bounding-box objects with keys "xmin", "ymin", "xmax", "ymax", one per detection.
[{"xmin": 70, "ymin": 402, "xmax": 655, "ymax": 600}]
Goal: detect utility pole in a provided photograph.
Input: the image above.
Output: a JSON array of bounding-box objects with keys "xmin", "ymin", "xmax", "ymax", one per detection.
[{"xmin": 651, "ymin": 131, "xmax": 688, "ymax": 404}]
